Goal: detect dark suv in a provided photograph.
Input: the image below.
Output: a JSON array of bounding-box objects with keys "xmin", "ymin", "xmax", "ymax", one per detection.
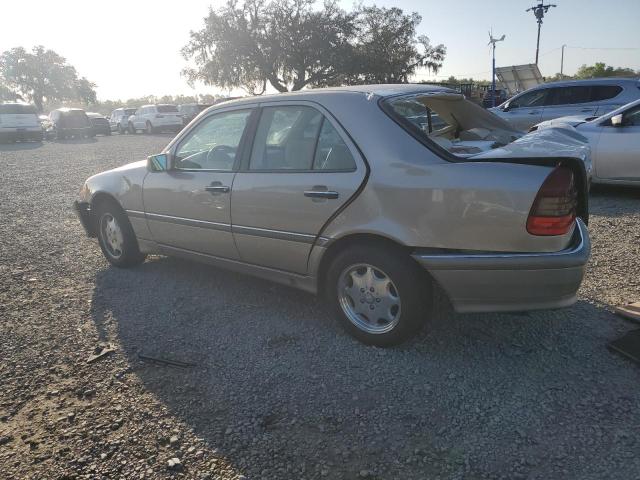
[{"xmin": 48, "ymin": 108, "xmax": 94, "ymax": 139}]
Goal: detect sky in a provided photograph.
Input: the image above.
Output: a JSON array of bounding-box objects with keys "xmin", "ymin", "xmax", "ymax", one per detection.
[{"xmin": 2, "ymin": 0, "xmax": 639, "ymax": 101}]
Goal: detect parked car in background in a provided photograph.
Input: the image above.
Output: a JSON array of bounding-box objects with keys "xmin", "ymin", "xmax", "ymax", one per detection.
[
  {"xmin": 74, "ymin": 85, "xmax": 591, "ymax": 346},
  {"xmin": 87, "ymin": 112, "xmax": 111, "ymax": 136},
  {"xmin": 490, "ymin": 78, "xmax": 640, "ymax": 131},
  {"xmin": 533, "ymin": 99, "xmax": 640, "ymax": 186},
  {"xmin": 482, "ymin": 89, "xmax": 508, "ymax": 108},
  {"xmin": 178, "ymin": 103, "xmax": 212, "ymax": 126},
  {"xmin": 127, "ymin": 104, "xmax": 183, "ymax": 134},
  {"xmin": 0, "ymin": 103, "xmax": 43, "ymax": 142},
  {"xmin": 48, "ymin": 108, "xmax": 94, "ymax": 140},
  {"xmin": 109, "ymin": 108, "xmax": 137, "ymax": 134}
]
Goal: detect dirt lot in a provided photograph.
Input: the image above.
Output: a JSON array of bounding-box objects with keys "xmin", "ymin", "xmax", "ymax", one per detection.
[{"xmin": 1, "ymin": 135, "xmax": 639, "ymax": 480}]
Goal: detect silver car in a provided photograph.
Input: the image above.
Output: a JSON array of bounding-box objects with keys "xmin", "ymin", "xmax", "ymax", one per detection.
[
  {"xmin": 534, "ymin": 99, "xmax": 640, "ymax": 186},
  {"xmin": 74, "ymin": 85, "xmax": 591, "ymax": 346},
  {"xmin": 490, "ymin": 78, "xmax": 640, "ymax": 132}
]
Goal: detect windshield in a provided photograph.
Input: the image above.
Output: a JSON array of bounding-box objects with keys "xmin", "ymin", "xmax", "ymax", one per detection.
[
  {"xmin": 384, "ymin": 93, "xmax": 521, "ymax": 158},
  {"xmin": 157, "ymin": 105, "xmax": 178, "ymax": 113},
  {"xmin": 124, "ymin": 108, "xmax": 137, "ymax": 116},
  {"xmin": 0, "ymin": 104, "xmax": 37, "ymax": 115}
]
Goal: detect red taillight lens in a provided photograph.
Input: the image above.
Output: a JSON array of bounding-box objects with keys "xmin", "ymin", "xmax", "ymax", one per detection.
[{"xmin": 527, "ymin": 167, "xmax": 577, "ymax": 236}]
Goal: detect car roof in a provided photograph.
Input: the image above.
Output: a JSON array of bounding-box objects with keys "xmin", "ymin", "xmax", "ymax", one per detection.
[
  {"xmin": 535, "ymin": 77, "xmax": 639, "ymax": 88},
  {"xmin": 56, "ymin": 107, "xmax": 85, "ymax": 112},
  {"xmin": 215, "ymin": 84, "xmax": 457, "ymax": 107}
]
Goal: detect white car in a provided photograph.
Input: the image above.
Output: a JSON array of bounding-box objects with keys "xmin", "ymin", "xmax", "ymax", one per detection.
[
  {"xmin": 127, "ymin": 104, "xmax": 183, "ymax": 134},
  {"xmin": 0, "ymin": 103, "xmax": 43, "ymax": 142},
  {"xmin": 109, "ymin": 107, "xmax": 137, "ymax": 134},
  {"xmin": 490, "ymin": 78, "xmax": 640, "ymax": 132},
  {"xmin": 534, "ymin": 99, "xmax": 640, "ymax": 186}
]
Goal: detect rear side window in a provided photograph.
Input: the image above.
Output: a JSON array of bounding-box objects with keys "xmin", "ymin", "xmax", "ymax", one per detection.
[
  {"xmin": 0, "ymin": 104, "xmax": 37, "ymax": 114},
  {"xmin": 313, "ymin": 118, "xmax": 356, "ymax": 170},
  {"xmin": 548, "ymin": 86, "xmax": 591, "ymax": 105},
  {"xmin": 249, "ymin": 106, "xmax": 356, "ymax": 171},
  {"xmin": 591, "ymin": 85, "xmax": 623, "ymax": 102},
  {"xmin": 157, "ymin": 105, "xmax": 178, "ymax": 113}
]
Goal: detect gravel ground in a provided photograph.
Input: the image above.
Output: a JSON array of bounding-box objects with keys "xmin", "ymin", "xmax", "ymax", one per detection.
[{"xmin": 1, "ymin": 135, "xmax": 639, "ymax": 480}]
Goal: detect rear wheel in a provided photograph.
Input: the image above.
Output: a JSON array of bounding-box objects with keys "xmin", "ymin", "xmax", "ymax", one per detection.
[
  {"xmin": 325, "ymin": 245, "xmax": 431, "ymax": 346},
  {"xmin": 95, "ymin": 200, "xmax": 146, "ymax": 268}
]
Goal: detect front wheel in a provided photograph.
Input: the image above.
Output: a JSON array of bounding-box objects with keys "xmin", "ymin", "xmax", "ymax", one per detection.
[
  {"xmin": 325, "ymin": 245, "xmax": 431, "ymax": 346},
  {"xmin": 128, "ymin": 122, "xmax": 136, "ymax": 134},
  {"xmin": 95, "ymin": 201, "xmax": 146, "ymax": 268}
]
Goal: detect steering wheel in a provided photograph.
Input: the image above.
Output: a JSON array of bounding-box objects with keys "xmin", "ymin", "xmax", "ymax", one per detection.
[{"xmin": 204, "ymin": 145, "xmax": 236, "ymax": 169}]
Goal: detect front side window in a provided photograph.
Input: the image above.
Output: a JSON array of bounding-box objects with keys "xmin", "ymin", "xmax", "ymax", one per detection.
[
  {"xmin": 249, "ymin": 106, "xmax": 355, "ymax": 171},
  {"xmin": 509, "ymin": 89, "xmax": 548, "ymax": 109},
  {"xmin": 174, "ymin": 109, "xmax": 251, "ymax": 170},
  {"xmin": 622, "ymin": 105, "xmax": 640, "ymax": 126}
]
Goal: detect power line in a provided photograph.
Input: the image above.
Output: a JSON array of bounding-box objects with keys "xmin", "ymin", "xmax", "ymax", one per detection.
[{"xmin": 566, "ymin": 46, "xmax": 640, "ymax": 51}]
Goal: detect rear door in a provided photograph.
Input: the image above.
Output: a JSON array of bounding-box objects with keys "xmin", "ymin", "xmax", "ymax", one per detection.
[
  {"xmin": 595, "ymin": 104, "xmax": 640, "ymax": 181},
  {"xmin": 143, "ymin": 106, "xmax": 255, "ymax": 258},
  {"xmin": 231, "ymin": 102, "xmax": 367, "ymax": 274},
  {"xmin": 541, "ymin": 86, "xmax": 597, "ymax": 122}
]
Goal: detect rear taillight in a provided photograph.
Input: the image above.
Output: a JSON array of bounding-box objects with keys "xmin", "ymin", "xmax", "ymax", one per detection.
[{"xmin": 527, "ymin": 166, "xmax": 577, "ymax": 236}]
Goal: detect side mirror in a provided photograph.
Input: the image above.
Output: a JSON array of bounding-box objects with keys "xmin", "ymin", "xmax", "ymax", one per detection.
[
  {"xmin": 148, "ymin": 153, "xmax": 170, "ymax": 172},
  {"xmin": 611, "ymin": 114, "xmax": 624, "ymax": 127}
]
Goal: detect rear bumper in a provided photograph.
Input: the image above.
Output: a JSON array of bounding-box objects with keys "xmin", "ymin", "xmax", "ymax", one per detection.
[
  {"xmin": 73, "ymin": 201, "xmax": 96, "ymax": 237},
  {"xmin": 0, "ymin": 128, "xmax": 43, "ymax": 141},
  {"xmin": 412, "ymin": 219, "xmax": 590, "ymax": 313}
]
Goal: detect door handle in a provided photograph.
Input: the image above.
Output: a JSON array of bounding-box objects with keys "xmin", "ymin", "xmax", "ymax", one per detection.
[
  {"xmin": 304, "ymin": 190, "xmax": 339, "ymax": 199},
  {"xmin": 528, "ymin": 111, "xmax": 540, "ymax": 115},
  {"xmin": 205, "ymin": 185, "xmax": 230, "ymax": 194}
]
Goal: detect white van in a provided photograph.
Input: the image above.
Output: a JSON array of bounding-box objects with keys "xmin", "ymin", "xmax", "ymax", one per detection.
[{"xmin": 0, "ymin": 103, "xmax": 43, "ymax": 142}]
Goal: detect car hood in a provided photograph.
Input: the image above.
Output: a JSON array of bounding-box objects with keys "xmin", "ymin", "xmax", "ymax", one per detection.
[
  {"xmin": 534, "ymin": 115, "xmax": 590, "ymax": 129},
  {"xmin": 469, "ymin": 125, "xmax": 593, "ymax": 177}
]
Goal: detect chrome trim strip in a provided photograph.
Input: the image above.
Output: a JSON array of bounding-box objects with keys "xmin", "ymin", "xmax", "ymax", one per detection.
[
  {"xmin": 141, "ymin": 211, "xmax": 232, "ymax": 233},
  {"xmin": 412, "ymin": 219, "xmax": 590, "ymax": 271},
  {"xmin": 233, "ymin": 224, "xmax": 316, "ymax": 244},
  {"xmin": 126, "ymin": 210, "xmax": 331, "ymax": 246},
  {"xmin": 126, "ymin": 209, "xmax": 146, "ymax": 219}
]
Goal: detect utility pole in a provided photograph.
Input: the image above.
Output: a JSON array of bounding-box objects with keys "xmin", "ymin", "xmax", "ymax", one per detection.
[
  {"xmin": 560, "ymin": 44, "xmax": 566, "ymax": 78},
  {"xmin": 488, "ymin": 30, "xmax": 506, "ymax": 107},
  {"xmin": 526, "ymin": 1, "xmax": 557, "ymax": 64}
]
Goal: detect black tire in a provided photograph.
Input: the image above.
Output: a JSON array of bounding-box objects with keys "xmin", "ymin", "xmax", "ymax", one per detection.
[
  {"xmin": 95, "ymin": 200, "xmax": 146, "ymax": 268},
  {"xmin": 118, "ymin": 123, "xmax": 125, "ymax": 134},
  {"xmin": 325, "ymin": 244, "xmax": 431, "ymax": 347},
  {"xmin": 145, "ymin": 121, "xmax": 154, "ymax": 134},
  {"xmin": 128, "ymin": 122, "xmax": 136, "ymax": 134}
]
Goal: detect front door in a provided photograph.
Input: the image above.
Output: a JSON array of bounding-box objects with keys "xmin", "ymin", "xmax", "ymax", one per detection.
[
  {"xmin": 502, "ymin": 88, "xmax": 549, "ymax": 131},
  {"xmin": 595, "ymin": 105, "xmax": 640, "ymax": 181},
  {"xmin": 231, "ymin": 103, "xmax": 367, "ymax": 274},
  {"xmin": 143, "ymin": 108, "xmax": 253, "ymax": 258}
]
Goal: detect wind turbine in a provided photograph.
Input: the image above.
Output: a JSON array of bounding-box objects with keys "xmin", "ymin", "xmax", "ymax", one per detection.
[{"xmin": 488, "ymin": 30, "xmax": 506, "ymax": 108}]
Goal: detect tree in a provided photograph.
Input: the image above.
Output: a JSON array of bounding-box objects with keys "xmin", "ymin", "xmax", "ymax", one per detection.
[
  {"xmin": 182, "ymin": 0, "xmax": 446, "ymax": 93},
  {"xmin": 344, "ymin": 6, "xmax": 445, "ymax": 84},
  {"xmin": 575, "ymin": 62, "xmax": 637, "ymax": 79},
  {"xmin": 0, "ymin": 46, "xmax": 96, "ymax": 111}
]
